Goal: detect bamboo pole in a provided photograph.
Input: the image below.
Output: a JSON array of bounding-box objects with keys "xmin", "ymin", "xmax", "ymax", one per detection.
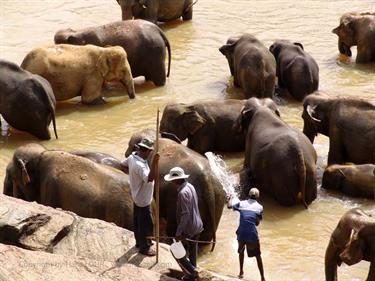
[{"xmin": 155, "ymin": 108, "xmax": 160, "ymax": 263}]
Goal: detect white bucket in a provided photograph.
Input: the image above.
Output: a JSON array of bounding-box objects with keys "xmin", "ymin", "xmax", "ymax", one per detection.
[{"xmin": 170, "ymin": 239, "xmax": 186, "ymax": 259}]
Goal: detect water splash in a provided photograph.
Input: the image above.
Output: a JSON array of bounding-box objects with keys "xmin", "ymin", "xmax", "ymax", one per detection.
[
  {"xmin": 0, "ymin": 115, "xmax": 9, "ymax": 137},
  {"xmin": 205, "ymin": 152, "xmax": 239, "ymax": 200}
]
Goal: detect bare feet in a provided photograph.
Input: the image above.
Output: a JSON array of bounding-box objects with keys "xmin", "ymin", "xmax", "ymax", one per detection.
[{"xmin": 238, "ymin": 271, "xmax": 244, "ymax": 279}]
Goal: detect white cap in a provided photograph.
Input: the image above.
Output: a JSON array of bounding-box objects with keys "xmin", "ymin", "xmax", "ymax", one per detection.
[
  {"xmin": 164, "ymin": 167, "xmax": 190, "ymax": 181},
  {"xmin": 249, "ymin": 188, "xmax": 260, "ymax": 199}
]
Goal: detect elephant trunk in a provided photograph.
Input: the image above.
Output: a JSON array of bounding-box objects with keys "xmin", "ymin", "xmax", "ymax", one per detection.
[
  {"xmin": 338, "ymin": 40, "xmax": 352, "ymax": 57},
  {"xmin": 121, "ymin": 66, "xmax": 135, "ymax": 99},
  {"xmin": 325, "ymin": 238, "xmax": 339, "ymax": 281},
  {"xmin": 302, "ymin": 123, "xmax": 316, "ymax": 144},
  {"xmin": 121, "ymin": 5, "xmax": 133, "ymax": 20}
]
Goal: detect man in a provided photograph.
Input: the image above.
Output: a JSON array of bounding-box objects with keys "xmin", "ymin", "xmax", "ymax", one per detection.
[
  {"xmin": 227, "ymin": 188, "xmax": 266, "ymax": 281},
  {"xmin": 164, "ymin": 167, "xmax": 203, "ymax": 281},
  {"xmin": 121, "ymin": 137, "xmax": 159, "ymax": 256}
]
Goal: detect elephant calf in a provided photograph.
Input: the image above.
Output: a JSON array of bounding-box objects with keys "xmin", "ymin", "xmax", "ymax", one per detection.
[
  {"xmin": 219, "ymin": 34, "xmax": 276, "ymax": 99},
  {"xmin": 21, "ymin": 44, "xmax": 135, "ymax": 105},
  {"xmin": 269, "ymin": 40, "xmax": 319, "ymax": 101},
  {"xmin": 0, "ymin": 59, "xmax": 57, "ymax": 140},
  {"xmin": 322, "ymin": 164, "xmax": 375, "ymax": 199},
  {"xmin": 325, "ymin": 208, "xmax": 375, "ymax": 281}
]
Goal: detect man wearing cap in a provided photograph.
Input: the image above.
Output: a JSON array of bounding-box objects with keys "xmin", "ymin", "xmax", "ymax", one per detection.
[
  {"xmin": 164, "ymin": 166, "xmax": 203, "ymax": 281},
  {"xmin": 121, "ymin": 137, "xmax": 159, "ymax": 256},
  {"xmin": 227, "ymin": 188, "xmax": 266, "ymax": 281}
]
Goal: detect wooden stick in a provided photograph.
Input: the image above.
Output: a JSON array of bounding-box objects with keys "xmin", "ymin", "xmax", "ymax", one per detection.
[{"xmin": 155, "ymin": 108, "xmax": 160, "ymax": 263}]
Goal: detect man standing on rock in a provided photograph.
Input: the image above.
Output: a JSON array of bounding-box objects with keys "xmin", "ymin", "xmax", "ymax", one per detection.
[
  {"xmin": 121, "ymin": 137, "xmax": 159, "ymax": 256},
  {"xmin": 164, "ymin": 166, "xmax": 203, "ymax": 281}
]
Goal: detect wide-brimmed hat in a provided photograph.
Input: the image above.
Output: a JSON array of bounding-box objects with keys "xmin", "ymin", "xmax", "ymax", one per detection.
[
  {"xmin": 249, "ymin": 188, "xmax": 260, "ymax": 199},
  {"xmin": 164, "ymin": 167, "xmax": 190, "ymax": 181},
  {"xmin": 135, "ymin": 138, "xmax": 154, "ymax": 150}
]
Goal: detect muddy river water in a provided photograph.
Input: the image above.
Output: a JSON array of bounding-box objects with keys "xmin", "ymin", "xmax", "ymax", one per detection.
[{"xmin": 1, "ymin": 1, "xmax": 375, "ymax": 280}]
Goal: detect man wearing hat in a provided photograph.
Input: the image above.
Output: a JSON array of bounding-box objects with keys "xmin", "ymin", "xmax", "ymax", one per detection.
[
  {"xmin": 164, "ymin": 166, "xmax": 203, "ymax": 281},
  {"xmin": 227, "ymin": 188, "xmax": 266, "ymax": 281},
  {"xmin": 121, "ymin": 137, "xmax": 159, "ymax": 256}
]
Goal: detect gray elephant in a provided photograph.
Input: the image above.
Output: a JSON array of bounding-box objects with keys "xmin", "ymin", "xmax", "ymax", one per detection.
[
  {"xmin": 302, "ymin": 91, "xmax": 375, "ymax": 165},
  {"xmin": 322, "ymin": 164, "xmax": 375, "ymax": 199},
  {"xmin": 54, "ymin": 20, "xmax": 170, "ymax": 86},
  {"xmin": 0, "ymin": 60, "xmax": 57, "ymax": 140},
  {"xmin": 116, "ymin": 0, "xmax": 194, "ymax": 23},
  {"xmin": 21, "ymin": 44, "xmax": 135, "ymax": 105},
  {"xmin": 269, "ymin": 40, "xmax": 319, "ymax": 101},
  {"xmin": 238, "ymin": 97, "xmax": 317, "ymax": 207},
  {"xmin": 125, "ymin": 129, "xmax": 226, "ymax": 249},
  {"xmin": 71, "ymin": 151, "xmax": 124, "ymax": 171},
  {"xmin": 4, "ymin": 143, "xmax": 134, "ymax": 231},
  {"xmin": 219, "ymin": 34, "xmax": 276, "ymax": 99},
  {"xmin": 325, "ymin": 208, "xmax": 375, "ymax": 281},
  {"xmin": 332, "ymin": 12, "xmax": 375, "ymax": 63}
]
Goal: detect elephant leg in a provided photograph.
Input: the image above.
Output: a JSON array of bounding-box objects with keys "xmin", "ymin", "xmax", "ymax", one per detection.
[
  {"xmin": 328, "ymin": 136, "xmax": 345, "ymax": 165},
  {"xmin": 81, "ymin": 81, "xmax": 105, "ymax": 105},
  {"xmin": 182, "ymin": 6, "xmax": 193, "ymax": 20},
  {"xmin": 145, "ymin": 63, "xmax": 166, "ymax": 87},
  {"xmin": 367, "ymin": 260, "xmax": 375, "ymax": 281}
]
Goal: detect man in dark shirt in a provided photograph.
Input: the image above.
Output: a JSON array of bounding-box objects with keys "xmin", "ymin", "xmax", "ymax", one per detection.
[{"xmin": 164, "ymin": 166, "xmax": 203, "ymax": 281}]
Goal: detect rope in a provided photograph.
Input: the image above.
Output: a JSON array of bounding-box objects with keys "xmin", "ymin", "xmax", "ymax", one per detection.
[{"xmin": 147, "ymin": 236, "xmax": 216, "ymax": 244}]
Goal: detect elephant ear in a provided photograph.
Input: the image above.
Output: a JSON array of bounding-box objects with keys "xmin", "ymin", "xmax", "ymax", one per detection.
[
  {"xmin": 219, "ymin": 37, "xmax": 239, "ymax": 56},
  {"xmin": 182, "ymin": 109, "xmax": 206, "ymax": 135},
  {"xmin": 15, "ymin": 158, "xmax": 31, "ymax": 186},
  {"xmin": 96, "ymin": 54, "xmax": 110, "ymax": 78},
  {"xmin": 294, "ymin": 42, "xmax": 304, "ymax": 50},
  {"xmin": 235, "ymin": 106, "xmax": 256, "ymax": 133},
  {"xmin": 269, "ymin": 42, "xmax": 282, "ymax": 57}
]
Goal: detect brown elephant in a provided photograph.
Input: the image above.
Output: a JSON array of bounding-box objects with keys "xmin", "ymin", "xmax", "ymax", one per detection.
[
  {"xmin": 54, "ymin": 20, "xmax": 170, "ymax": 86},
  {"xmin": 219, "ymin": 34, "xmax": 276, "ymax": 99},
  {"xmin": 3, "ymin": 143, "xmax": 134, "ymax": 231},
  {"xmin": 332, "ymin": 12, "xmax": 375, "ymax": 63},
  {"xmin": 302, "ymin": 91, "xmax": 375, "ymax": 165},
  {"xmin": 322, "ymin": 164, "xmax": 375, "ymax": 199},
  {"xmin": 125, "ymin": 129, "xmax": 226, "ymax": 248},
  {"xmin": 325, "ymin": 208, "xmax": 375, "ymax": 281},
  {"xmin": 238, "ymin": 97, "xmax": 317, "ymax": 207},
  {"xmin": 21, "ymin": 44, "xmax": 135, "ymax": 105}
]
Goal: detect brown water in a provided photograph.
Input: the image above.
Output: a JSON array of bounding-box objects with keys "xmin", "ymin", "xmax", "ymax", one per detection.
[{"xmin": 1, "ymin": 1, "xmax": 375, "ymax": 280}]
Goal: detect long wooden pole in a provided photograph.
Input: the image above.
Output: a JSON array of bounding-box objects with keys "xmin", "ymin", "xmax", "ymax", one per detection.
[{"xmin": 155, "ymin": 108, "xmax": 160, "ymax": 263}]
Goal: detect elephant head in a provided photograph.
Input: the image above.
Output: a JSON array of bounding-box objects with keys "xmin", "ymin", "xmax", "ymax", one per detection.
[
  {"xmin": 302, "ymin": 91, "xmax": 333, "ymax": 143},
  {"xmin": 332, "ymin": 12, "xmax": 359, "ymax": 57},
  {"xmin": 321, "ymin": 165, "xmax": 345, "ymax": 191},
  {"xmin": 219, "ymin": 35, "xmax": 242, "ymax": 75},
  {"xmin": 269, "ymin": 40, "xmax": 304, "ymax": 58},
  {"xmin": 54, "ymin": 28, "xmax": 100, "ymax": 46},
  {"xmin": 116, "ymin": 0, "xmax": 146, "ymax": 20},
  {"xmin": 97, "ymin": 46, "xmax": 135, "ymax": 99},
  {"xmin": 160, "ymin": 103, "xmax": 207, "ymax": 143}
]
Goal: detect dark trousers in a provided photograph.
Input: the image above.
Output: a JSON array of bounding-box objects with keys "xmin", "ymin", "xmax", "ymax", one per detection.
[
  {"xmin": 133, "ymin": 204, "xmax": 153, "ymax": 252},
  {"xmin": 183, "ymin": 235, "xmax": 198, "ymax": 267}
]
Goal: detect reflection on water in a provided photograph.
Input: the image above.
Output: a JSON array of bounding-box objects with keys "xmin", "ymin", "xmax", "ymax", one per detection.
[{"xmin": 1, "ymin": 0, "xmax": 375, "ymax": 280}]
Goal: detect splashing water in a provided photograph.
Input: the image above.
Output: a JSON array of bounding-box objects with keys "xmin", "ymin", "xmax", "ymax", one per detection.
[{"xmin": 205, "ymin": 152, "xmax": 239, "ymax": 200}]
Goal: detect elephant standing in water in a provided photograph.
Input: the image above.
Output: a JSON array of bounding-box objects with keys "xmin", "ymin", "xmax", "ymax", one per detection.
[
  {"xmin": 219, "ymin": 34, "xmax": 276, "ymax": 99},
  {"xmin": 21, "ymin": 44, "xmax": 135, "ymax": 105},
  {"xmin": 54, "ymin": 20, "xmax": 171, "ymax": 86},
  {"xmin": 4, "ymin": 143, "xmax": 134, "ymax": 231},
  {"xmin": 332, "ymin": 12, "xmax": 375, "ymax": 63},
  {"xmin": 269, "ymin": 40, "xmax": 319, "ymax": 101},
  {"xmin": 302, "ymin": 91, "xmax": 375, "ymax": 165},
  {"xmin": 0, "ymin": 59, "xmax": 57, "ymax": 140},
  {"xmin": 322, "ymin": 164, "xmax": 375, "ymax": 199},
  {"xmin": 116, "ymin": 0, "xmax": 194, "ymax": 23},
  {"xmin": 125, "ymin": 129, "xmax": 226, "ymax": 248},
  {"xmin": 238, "ymin": 98, "xmax": 317, "ymax": 207},
  {"xmin": 325, "ymin": 208, "xmax": 375, "ymax": 281}
]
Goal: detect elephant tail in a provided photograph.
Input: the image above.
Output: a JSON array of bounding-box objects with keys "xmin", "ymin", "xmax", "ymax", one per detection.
[
  {"xmin": 296, "ymin": 145, "xmax": 307, "ymax": 208},
  {"xmin": 158, "ymin": 28, "xmax": 171, "ymax": 77}
]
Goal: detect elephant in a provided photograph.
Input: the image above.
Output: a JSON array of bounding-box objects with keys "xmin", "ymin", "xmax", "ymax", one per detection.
[
  {"xmin": 21, "ymin": 44, "xmax": 135, "ymax": 105},
  {"xmin": 54, "ymin": 20, "xmax": 171, "ymax": 86},
  {"xmin": 3, "ymin": 143, "xmax": 134, "ymax": 231},
  {"xmin": 0, "ymin": 59, "xmax": 57, "ymax": 140},
  {"xmin": 322, "ymin": 164, "xmax": 375, "ymax": 199},
  {"xmin": 238, "ymin": 97, "xmax": 317, "ymax": 207},
  {"xmin": 125, "ymin": 129, "xmax": 226, "ymax": 249},
  {"xmin": 325, "ymin": 208, "xmax": 375, "ymax": 281},
  {"xmin": 71, "ymin": 151, "xmax": 124, "ymax": 171},
  {"xmin": 116, "ymin": 0, "xmax": 194, "ymax": 23},
  {"xmin": 302, "ymin": 91, "xmax": 375, "ymax": 165},
  {"xmin": 269, "ymin": 40, "xmax": 319, "ymax": 101},
  {"xmin": 219, "ymin": 34, "xmax": 276, "ymax": 99},
  {"xmin": 332, "ymin": 12, "xmax": 375, "ymax": 63}
]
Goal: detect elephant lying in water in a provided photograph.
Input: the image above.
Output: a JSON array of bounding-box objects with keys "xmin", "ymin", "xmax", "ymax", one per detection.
[
  {"xmin": 3, "ymin": 143, "xmax": 134, "ymax": 231},
  {"xmin": 125, "ymin": 129, "xmax": 226, "ymax": 249},
  {"xmin": 21, "ymin": 44, "xmax": 135, "ymax": 105},
  {"xmin": 0, "ymin": 59, "xmax": 57, "ymax": 140},
  {"xmin": 54, "ymin": 20, "xmax": 171, "ymax": 86},
  {"xmin": 325, "ymin": 208, "xmax": 375, "ymax": 281},
  {"xmin": 332, "ymin": 12, "xmax": 375, "ymax": 63},
  {"xmin": 238, "ymin": 97, "xmax": 317, "ymax": 207},
  {"xmin": 322, "ymin": 164, "xmax": 375, "ymax": 199},
  {"xmin": 302, "ymin": 91, "xmax": 375, "ymax": 165}
]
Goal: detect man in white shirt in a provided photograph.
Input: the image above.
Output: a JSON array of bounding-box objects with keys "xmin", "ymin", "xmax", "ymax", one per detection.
[{"xmin": 121, "ymin": 137, "xmax": 159, "ymax": 256}]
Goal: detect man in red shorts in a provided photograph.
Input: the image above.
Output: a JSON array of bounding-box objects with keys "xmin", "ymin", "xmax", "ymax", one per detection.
[{"xmin": 227, "ymin": 188, "xmax": 266, "ymax": 281}]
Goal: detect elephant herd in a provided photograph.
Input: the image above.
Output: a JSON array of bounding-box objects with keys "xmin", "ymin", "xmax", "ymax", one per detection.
[{"xmin": 1, "ymin": 3, "xmax": 375, "ymax": 280}]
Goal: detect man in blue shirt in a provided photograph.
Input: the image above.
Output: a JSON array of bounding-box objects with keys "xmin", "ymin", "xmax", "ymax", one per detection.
[{"xmin": 227, "ymin": 188, "xmax": 266, "ymax": 281}]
